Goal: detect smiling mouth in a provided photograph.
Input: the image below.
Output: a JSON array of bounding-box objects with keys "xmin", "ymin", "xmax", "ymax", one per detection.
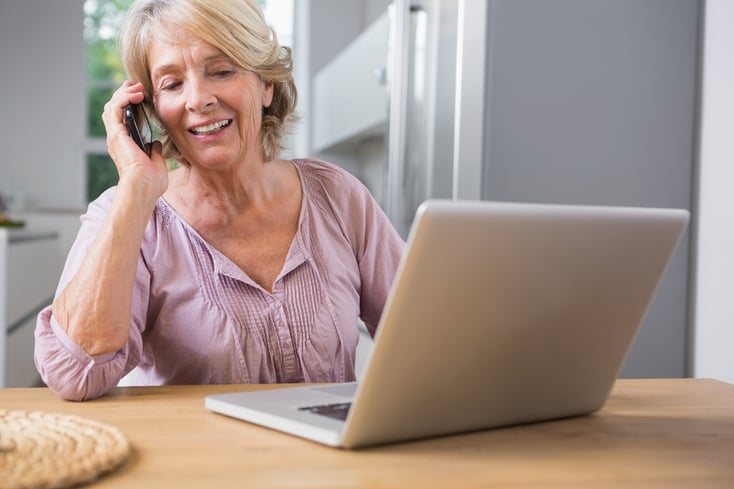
[{"xmin": 189, "ymin": 119, "xmax": 232, "ymax": 135}]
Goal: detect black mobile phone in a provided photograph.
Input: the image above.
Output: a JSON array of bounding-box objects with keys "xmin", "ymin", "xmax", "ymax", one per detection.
[{"xmin": 123, "ymin": 103, "xmax": 150, "ymax": 155}]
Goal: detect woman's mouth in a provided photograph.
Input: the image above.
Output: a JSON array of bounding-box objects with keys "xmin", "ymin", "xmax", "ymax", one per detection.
[{"xmin": 189, "ymin": 119, "xmax": 232, "ymax": 135}]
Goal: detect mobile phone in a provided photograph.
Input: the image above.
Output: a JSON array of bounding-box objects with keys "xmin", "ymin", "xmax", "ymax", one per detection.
[{"xmin": 123, "ymin": 103, "xmax": 150, "ymax": 155}]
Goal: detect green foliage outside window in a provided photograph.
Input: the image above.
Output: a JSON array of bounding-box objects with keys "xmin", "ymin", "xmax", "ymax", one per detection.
[{"xmin": 85, "ymin": 0, "xmax": 134, "ymax": 201}]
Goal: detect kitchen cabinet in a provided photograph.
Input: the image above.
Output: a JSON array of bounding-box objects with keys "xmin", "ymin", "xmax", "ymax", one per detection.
[
  {"xmin": 0, "ymin": 228, "xmax": 60, "ymax": 387},
  {"xmin": 312, "ymin": 12, "xmax": 389, "ymax": 154}
]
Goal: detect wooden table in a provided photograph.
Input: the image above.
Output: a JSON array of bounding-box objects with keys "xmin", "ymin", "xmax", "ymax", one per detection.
[{"xmin": 2, "ymin": 379, "xmax": 734, "ymax": 488}]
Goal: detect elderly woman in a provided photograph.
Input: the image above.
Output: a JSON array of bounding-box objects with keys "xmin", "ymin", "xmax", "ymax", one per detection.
[{"xmin": 35, "ymin": 0, "xmax": 404, "ymax": 401}]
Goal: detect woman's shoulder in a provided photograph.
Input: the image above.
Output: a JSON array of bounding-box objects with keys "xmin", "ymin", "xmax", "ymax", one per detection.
[
  {"xmin": 291, "ymin": 157, "xmax": 370, "ymax": 205},
  {"xmin": 292, "ymin": 158, "xmax": 363, "ymax": 188}
]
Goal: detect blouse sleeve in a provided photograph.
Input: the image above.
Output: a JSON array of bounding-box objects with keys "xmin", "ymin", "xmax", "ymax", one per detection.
[
  {"xmin": 355, "ymin": 189, "xmax": 405, "ymax": 336},
  {"xmin": 33, "ymin": 188, "xmax": 150, "ymax": 401},
  {"xmin": 326, "ymin": 164, "xmax": 405, "ymax": 336}
]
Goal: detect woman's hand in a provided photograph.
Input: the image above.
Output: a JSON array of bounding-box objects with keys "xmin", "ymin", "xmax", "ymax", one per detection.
[
  {"xmin": 53, "ymin": 81, "xmax": 172, "ymax": 357},
  {"xmin": 102, "ymin": 80, "xmax": 169, "ymax": 202}
]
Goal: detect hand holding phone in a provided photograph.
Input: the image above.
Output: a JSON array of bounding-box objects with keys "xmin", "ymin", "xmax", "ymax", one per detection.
[{"xmin": 123, "ymin": 103, "xmax": 150, "ymax": 156}]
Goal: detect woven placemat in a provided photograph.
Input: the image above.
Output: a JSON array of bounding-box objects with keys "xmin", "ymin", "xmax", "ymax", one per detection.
[{"xmin": 0, "ymin": 409, "xmax": 131, "ymax": 489}]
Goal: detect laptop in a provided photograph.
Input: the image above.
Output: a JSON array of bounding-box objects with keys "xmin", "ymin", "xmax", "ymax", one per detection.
[{"xmin": 205, "ymin": 199, "xmax": 689, "ymax": 449}]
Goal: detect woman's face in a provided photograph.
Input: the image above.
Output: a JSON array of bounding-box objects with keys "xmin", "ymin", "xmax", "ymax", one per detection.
[{"xmin": 148, "ymin": 26, "xmax": 274, "ymax": 170}]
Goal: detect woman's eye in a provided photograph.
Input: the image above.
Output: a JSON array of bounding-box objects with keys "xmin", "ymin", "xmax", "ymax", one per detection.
[{"xmin": 162, "ymin": 81, "xmax": 181, "ymax": 91}]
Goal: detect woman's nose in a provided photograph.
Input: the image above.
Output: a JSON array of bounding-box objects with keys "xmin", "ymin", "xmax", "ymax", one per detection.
[{"xmin": 184, "ymin": 77, "xmax": 216, "ymax": 112}]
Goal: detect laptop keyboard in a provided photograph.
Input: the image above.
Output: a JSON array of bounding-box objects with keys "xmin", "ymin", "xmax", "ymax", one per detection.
[{"xmin": 298, "ymin": 402, "xmax": 352, "ymax": 421}]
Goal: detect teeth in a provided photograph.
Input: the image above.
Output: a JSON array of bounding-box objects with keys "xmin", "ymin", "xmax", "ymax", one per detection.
[{"xmin": 191, "ymin": 120, "xmax": 230, "ymax": 135}]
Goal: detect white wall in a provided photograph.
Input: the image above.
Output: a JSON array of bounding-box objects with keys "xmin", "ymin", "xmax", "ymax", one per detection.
[
  {"xmin": 692, "ymin": 0, "xmax": 734, "ymax": 384},
  {"xmin": 0, "ymin": 1, "xmax": 86, "ymax": 211}
]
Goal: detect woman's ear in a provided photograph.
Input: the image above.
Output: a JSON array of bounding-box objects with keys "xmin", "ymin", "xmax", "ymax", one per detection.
[{"xmin": 262, "ymin": 80, "xmax": 274, "ymax": 108}]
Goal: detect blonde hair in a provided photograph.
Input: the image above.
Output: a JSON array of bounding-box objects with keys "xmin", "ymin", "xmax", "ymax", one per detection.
[{"xmin": 119, "ymin": 0, "xmax": 297, "ymax": 163}]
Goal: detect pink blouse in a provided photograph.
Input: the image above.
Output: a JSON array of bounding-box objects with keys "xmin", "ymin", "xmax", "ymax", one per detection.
[{"xmin": 34, "ymin": 159, "xmax": 405, "ymax": 401}]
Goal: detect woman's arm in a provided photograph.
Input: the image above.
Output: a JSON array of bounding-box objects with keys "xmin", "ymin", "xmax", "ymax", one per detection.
[
  {"xmin": 53, "ymin": 81, "xmax": 168, "ymax": 356},
  {"xmin": 34, "ymin": 185, "xmax": 155, "ymax": 400},
  {"xmin": 53, "ymin": 184, "xmax": 156, "ymax": 355}
]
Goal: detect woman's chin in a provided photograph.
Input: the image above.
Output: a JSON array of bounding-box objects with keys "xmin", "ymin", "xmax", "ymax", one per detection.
[{"xmin": 187, "ymin": 148, "xmax": 241, "ymax": 170}]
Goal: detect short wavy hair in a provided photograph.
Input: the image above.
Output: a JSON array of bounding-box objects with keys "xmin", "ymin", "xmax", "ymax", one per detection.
[{"xmin": 119, "ymin": 0, "xmax": 298, "ymax": 163}]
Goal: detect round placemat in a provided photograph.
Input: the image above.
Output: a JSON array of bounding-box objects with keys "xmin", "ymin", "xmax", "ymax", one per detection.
[{"xmin": 0, "ymin": 409, "xmax": 131, "ymax": 489}]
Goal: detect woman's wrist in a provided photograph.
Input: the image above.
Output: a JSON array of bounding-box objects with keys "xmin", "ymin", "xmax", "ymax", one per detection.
[{"xmin": 115, "ymin": 175, "xmax": 164, "ymax": 211}]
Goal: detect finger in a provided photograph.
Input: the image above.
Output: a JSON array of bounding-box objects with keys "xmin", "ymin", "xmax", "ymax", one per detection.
[
  {"xmin": 150, "ymin": 140, "xmax": 163, "ymax": 152},
  {"xmin": 103, "ymin": 82, "xmax": 150, "ymax": 160},
  {"xmin": 102, "ymin": 81, "xmax": 146, "ymax": 126}
]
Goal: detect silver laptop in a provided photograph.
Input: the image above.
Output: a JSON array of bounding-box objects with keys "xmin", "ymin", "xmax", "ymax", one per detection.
[{"xmin": 205, "ymin": 199, "xmax": 689, "ymax": 449}]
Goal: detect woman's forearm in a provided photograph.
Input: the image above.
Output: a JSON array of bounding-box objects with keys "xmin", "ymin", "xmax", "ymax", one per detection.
[{"xmin": 53, "ymin": 181, "xmax": 158, "ymax": 356}]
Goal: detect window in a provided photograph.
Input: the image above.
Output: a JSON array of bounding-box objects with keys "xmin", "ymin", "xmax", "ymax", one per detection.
[
  {"xmin": 84, "ymin": 0, "xmax": 135, "ymax": 202},
  {"xmin": 83, "ymin": 0, "xmax": 294, "ymax": 202}
]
